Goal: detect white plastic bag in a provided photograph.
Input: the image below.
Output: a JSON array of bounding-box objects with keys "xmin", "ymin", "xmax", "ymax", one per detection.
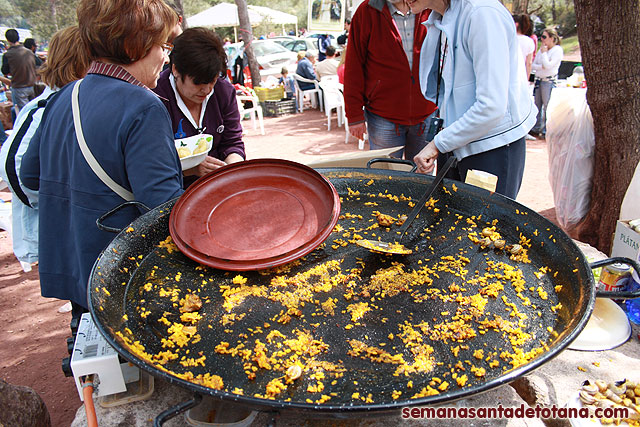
[{"xmin": 545, "ymin": 88, "xmax": 594, "ymax": 230}]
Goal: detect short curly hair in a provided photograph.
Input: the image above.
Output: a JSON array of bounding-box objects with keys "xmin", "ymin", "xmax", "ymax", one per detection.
[
  {"xmin": 77, "ymin": 0, "xmax": 177, "ymax": 65},
  {"xmin": 170, "ymin": 27, "xmax": 227, "ymax": 85}
]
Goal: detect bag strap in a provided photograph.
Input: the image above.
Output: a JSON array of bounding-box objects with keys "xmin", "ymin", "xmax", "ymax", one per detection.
[
  {"xmin": 71, "ymin": 79, "xmax": 134, "ymax": 201},
  {"xmin": 3, "ymin": 96, "xmax": 52, "ymax": 207}
]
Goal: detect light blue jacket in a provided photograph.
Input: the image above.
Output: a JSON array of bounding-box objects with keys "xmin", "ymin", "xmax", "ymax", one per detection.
[
  {"xmin": 0, "ymin": 86, "xmax": 56, "ymax": 264},
  {"xmin": 418, "ymin": 0, "xmax": 537, "ymax": 159}
]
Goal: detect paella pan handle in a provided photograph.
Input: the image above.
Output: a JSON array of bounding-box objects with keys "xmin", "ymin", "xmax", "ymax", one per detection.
[
  {"xmin": 590, "ymin": 257, "xmax": 640, "ymax": 299},
  {"xmin": 96, "ymin": 201, "xmax": 150, "ymax": 233},
  {"xmin": 153, "ymin": 393, "xmax": 202, "ymax": 427},
  {"xmin": 366, "ymin": 158, "xmax": 417, "ymax": 172}
]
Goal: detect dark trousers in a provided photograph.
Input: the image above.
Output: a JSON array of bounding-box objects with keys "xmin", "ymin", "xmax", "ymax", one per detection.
[
  {"xmin": 437, "ymin": 137, "xmax": 526, "ymax": 200},
  {"xmin": 71, "ymin": 301, "xmax": 89, "ymax": 326}
]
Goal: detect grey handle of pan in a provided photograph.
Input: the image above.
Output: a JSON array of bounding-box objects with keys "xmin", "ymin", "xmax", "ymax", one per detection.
[
  {"xmin": 366, "ymin": 158, "xmax": 417, "ymax": 172},
  {"xmin": 590, "ymin": 257, "xmax": 640, "ymax": 299},
  {"xmin": 96, "ymin": 201, "xmax": 150, "ymax": 233},
  {"xmin": 153, "ymin": 394, "xmax": 202, "ymax": 426},
  {"xmin": 397, "ymin": 156, "xmax": 458, "ymax": 239}
]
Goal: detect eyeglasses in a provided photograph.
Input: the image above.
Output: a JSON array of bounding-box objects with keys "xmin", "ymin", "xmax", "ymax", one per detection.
[
  {"xmin": 541, "ymin": 35, "xmax": 548, "ymax": 40},
  {"xmin": 161, "ymin": 42, "xmax": 174, "ymax": 56}
]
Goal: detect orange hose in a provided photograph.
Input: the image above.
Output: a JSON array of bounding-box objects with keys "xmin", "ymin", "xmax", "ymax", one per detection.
[{"xmin": 83, "ymin": 383, "xmax": 98, "ymax": 427}]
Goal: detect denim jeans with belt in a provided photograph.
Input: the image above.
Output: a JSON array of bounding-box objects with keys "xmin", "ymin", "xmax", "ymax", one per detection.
[
  {"xmin": 11, "ymin": 86, "xmax": 35, "ymax": 114},
  {"xmin": 532, "ymin": 79, "xmax": 555, "ymax": 135},
  {"xmin": 364, "ymin": 109, "xmax": 437, "ymax": 160}
]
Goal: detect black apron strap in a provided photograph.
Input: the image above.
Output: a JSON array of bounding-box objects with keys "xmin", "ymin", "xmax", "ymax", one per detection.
[{"xmin": 4, "ymin": 97, "xmax": 50, "ymax": 207}]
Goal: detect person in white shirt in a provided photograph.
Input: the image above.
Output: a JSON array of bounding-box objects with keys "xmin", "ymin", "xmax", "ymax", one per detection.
[
  {"xmin": 315, "ymin": 45, "xmax": 339, "ymax": 79},
  {"xmin": 513, "ymin": 14, "xmax": 535, "ymax": 82},
  {"xmin": 530, "ymin": 27, "xmax": 563, "ymax": 137}
]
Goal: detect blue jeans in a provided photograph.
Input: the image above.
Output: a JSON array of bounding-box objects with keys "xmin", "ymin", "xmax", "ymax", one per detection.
[
  {"xmin": 11, "ymin": 86, "xmax": 35, "ymax": 114},
  {"xmin": 532, "ymin": 79, "xmax": 555, "ymax": 134},
  {"xmin": 365, "ymin": 110, "xmax": 436, "ymax": 160}
]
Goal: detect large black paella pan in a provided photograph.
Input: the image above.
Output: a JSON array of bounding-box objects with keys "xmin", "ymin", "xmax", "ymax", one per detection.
[{"xmin": 89, "ymin": 166, "xmax": 639, "ymax": 415}]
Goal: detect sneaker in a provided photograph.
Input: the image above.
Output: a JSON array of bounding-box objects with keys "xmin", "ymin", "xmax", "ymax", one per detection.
[{"xmin": 525, "ymin": 133, "xmax": 536, "ymax": 141}]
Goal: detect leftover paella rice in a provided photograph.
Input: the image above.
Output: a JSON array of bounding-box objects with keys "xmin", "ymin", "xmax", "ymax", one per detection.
[{"xmin": 111, "ymin": 180, "xmax": 567, "ymax": 405}]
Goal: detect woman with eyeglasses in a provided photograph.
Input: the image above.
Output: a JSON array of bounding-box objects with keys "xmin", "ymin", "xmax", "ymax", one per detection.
[
  {"xmin": 409, "ymin": 0, "xmax": 537, "ymax": 199},
  {"xmin": 153, "ymin": 27, "xmax": 245, "ymax": 188},
  {"xmin": 20, "ymin": 0, "xmax": 184, "ymax": 322},
  {"xmin": 530, "ymin": 27, "xmax": 563, "ymax": 138}
]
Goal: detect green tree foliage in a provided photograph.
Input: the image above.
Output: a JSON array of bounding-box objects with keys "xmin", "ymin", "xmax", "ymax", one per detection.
[
  {"xmin": 527, "ymin": 0, "xmax": 576, "ymax": 36},
  {"xmin": 0, "ymin": 0, "xmax": 26, "ymax": 28},
  {"xmin": 3, "ymin": 0, "xmax": 78, "ymax": 41}
]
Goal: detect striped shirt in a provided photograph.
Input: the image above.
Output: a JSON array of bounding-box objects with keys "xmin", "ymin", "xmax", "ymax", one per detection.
[
  {"xmin": 87, "ymin": 61, "xmax": 147, "ymax": 89},
  {"xmin": 387, "ymin": 1, "xmax": 415, "ymax": 70}
]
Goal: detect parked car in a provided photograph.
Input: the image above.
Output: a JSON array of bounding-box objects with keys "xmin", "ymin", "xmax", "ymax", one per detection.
[
  {"xmin": 224, "ymin": 40, "xmax": 298, "ymax": 80},
  {"xmin": 304, "ymin": 33, "xmax": 343, "ymax": 55},
  {"xmin": 273, "ymin": 37, "xmax": 319, "ymax": 58}
]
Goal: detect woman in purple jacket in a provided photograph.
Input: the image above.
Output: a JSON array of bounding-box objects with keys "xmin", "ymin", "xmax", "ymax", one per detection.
[{"xmin": 153, "ymin": 27, "xmax": 246, "ymax": 187}]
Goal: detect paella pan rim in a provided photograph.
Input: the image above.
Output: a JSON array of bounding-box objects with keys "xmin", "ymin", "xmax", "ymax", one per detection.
[
  {"xmin": 168, "ymin": 159, "xmax": 341, "ymax": 271},
  {"xmin": 89, "ymin": 167, "xmax": 598, "ymax": 413}
]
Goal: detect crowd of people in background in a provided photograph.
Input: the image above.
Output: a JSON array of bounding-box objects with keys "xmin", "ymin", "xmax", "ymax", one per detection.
[{"xmin": 0, "ymin": 0, "xmax": 566, "ymax": 322}]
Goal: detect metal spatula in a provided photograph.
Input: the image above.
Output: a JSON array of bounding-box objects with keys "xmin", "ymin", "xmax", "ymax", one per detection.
[{"xmin": 356, "ymin": 156, "xmax": 457, "ymax": 254}]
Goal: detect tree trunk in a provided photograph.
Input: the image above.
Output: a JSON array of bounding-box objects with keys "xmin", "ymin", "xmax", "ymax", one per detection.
[
  {"xmin": 235, "ymin": 0, "xmax": 262, "ymax": 87},
  {"xmin": 573, "ymin": 0, "xmax": 640, "ymax": 254},
  {"xmin": 511, "ymin": 0, "xmax": 529, "ymax": 15},
  {"xmin": 50, "ymin": 0, "xmax": 58, "ymax": 32}
]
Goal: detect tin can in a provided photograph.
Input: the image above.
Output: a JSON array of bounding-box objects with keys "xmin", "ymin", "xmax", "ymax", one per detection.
[{"xmin": 598, "ymin": 263, "xmax": 631, "ymax": 292}]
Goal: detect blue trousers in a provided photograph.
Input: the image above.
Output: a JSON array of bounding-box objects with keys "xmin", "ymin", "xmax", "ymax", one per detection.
[
  {"xmin": 437, "ymin": 137, "xmax": 527, "ymax": 200},
  {"xmin": 365, "ymin": 110, "xmax": 436, "ymax": 160},
  {"xmin": 532, "ymin": 79, "xmax": 555, "ymax": 134}
]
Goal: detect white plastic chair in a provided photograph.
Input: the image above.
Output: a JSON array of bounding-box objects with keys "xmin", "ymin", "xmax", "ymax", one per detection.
[
  {"xmin": 318, "ymin": 79, "xmax": 344, "ymax": 131},
  {"xmin": 320, "ymin": 75, "xmax": 340, "ymax": 83},
  {"xmin": 292, "ymin": 73, "xmax": 323, "ymax": 113},
  {"xmin": 236, "ymin": 94, "xmax": 265, "ymax": 135}
]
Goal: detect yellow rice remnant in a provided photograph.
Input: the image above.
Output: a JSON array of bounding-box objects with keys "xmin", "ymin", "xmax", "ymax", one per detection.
[
  {"xmin": 176, "ymin": 372, "xmax": 224, "ymax": 390},
  {"xmin": 157, "ymin": 235, "xmax": 178, "ymax": 253},
  {"xmin": 321, "ymin": 297, "xmax": 338, "ymax": 315},
  {"xmin": 346, "ymin": 302, "xmax": 371, "ymax": 322},
  {"xmin": 123, "ymin": 201, "xmax": 560, "ymax": 406},
  {"xmin": 179, "ymin": 293, "xmax": 202, "ymax": 313},
  {"xmin": 456, "ymin": 374, "xmax": 469, "ymax": 387},
  {"xmin": 347, "ymin": 339, "xmax": 435, "ymax": 376},
  {"xmin": 265, "ymin": 378, "xmax": 287, "ymax": 397},
  {"xmin": 232, "ymin": 275, "xmax": 248, "ymax": 285},
  {"xmin": 164, "ymin": 323, "xmax": 200, "ymax": 348}
]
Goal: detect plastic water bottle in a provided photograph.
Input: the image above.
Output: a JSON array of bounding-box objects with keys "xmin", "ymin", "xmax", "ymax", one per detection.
[
  {"xmin": 626, "ymin": 279, "xmax": 640, "ymax": 324},
  {"xmin": 0, "ymin": 90, "xmax": 6, "ymax": 103}
]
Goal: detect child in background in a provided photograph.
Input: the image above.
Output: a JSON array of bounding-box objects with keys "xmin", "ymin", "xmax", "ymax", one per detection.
[{"xmin": 279, "ymin": 67, "xmax": 295, "ymax": 99}]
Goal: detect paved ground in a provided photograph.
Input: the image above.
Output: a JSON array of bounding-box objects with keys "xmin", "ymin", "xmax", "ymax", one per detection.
[{"xmin": 0, "ymin": 107, "xmax": 554, "ymax": 426}]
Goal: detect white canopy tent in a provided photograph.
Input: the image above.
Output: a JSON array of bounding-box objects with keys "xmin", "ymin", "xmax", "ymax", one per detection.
[
  {"xmin": 186, "ymin": 3, "xmax": 298, "ymax": 41},
  {"xmin": 0, "ymin": 27, "xmax": 33, "ymax": 42}
]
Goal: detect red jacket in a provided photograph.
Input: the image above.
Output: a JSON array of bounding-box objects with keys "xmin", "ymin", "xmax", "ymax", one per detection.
[{"xmin": 344, "ymin": 0, "xmax": 436, "ymax": 126}]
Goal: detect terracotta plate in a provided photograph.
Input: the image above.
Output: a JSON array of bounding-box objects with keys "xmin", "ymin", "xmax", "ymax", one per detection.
[{"xmin": 169, "ymin": 159, "xmax": 341, "ymax": 270}]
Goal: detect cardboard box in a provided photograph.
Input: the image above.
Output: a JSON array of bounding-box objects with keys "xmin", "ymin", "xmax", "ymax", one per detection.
[
  {"xmin": 304, "ymin": 147, "xmax": 412, "ymax": 170},
  {"xmin": 610, "ymin": 220, "xmax": 640, "ymax": 283}
]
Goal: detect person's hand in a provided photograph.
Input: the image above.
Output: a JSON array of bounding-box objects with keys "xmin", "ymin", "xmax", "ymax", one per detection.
[
  {"xmin": 349, "ymin": 122, "xmax": 366, "ymax": 140},
  {"xmin": 413, "ymin": 141, "xmax": 439, "ymax": 174},
  {"xmin": 540, "ymin": 44, "xmax": 548, "ymax": 53},
  {"xmin": 185, "ymin": 156, "xmax": 227, "ymax": 176}
]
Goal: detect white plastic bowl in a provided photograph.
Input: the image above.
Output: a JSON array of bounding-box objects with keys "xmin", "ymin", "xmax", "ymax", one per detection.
[{"xmin": 175, "ymin": 134, "xmax": 213, "ymax": 170}]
